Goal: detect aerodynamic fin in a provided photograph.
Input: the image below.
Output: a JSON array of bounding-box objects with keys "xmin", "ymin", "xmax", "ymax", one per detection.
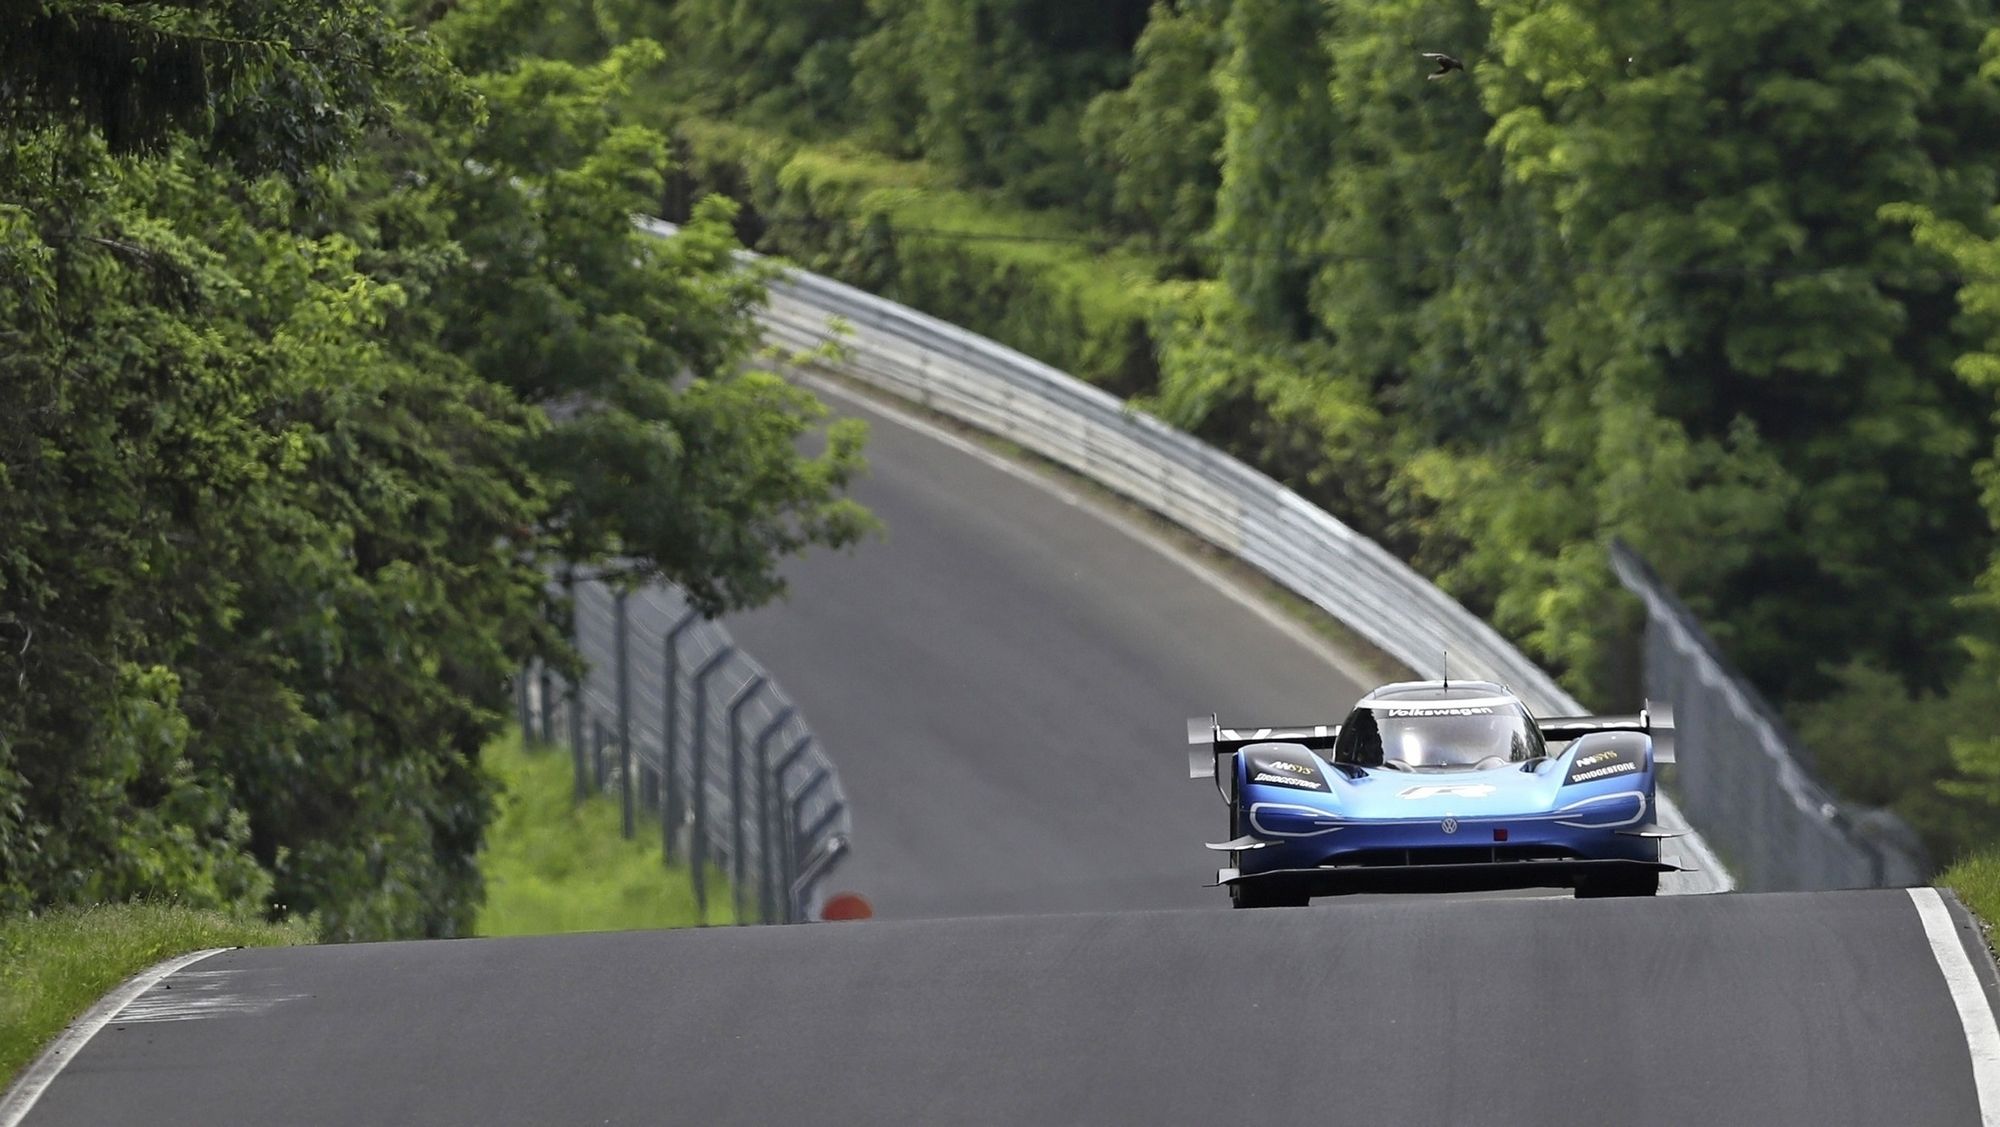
[
  {"xmin": 1188, "ymin": 714, "xmax": 1218, "ymax": 779},
  {"xmin": 1539, "ymin": 698, "xmax": 1675, "ymax": 764},
  {"xmin": 1190, "ymin": 714, "xmax": 1344, "ymax": 779},
  {"xmin": 1205, "ymin": 835, "xmax": 1272, "ymax": 851}
]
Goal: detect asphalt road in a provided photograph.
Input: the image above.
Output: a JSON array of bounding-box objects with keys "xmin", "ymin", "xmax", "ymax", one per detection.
[
  {"xmin": 17, "ymin": 364, "xmax": 1997, "ymax": 1127},
  {"xmin": 23, "ymin": 890, "xmax": 1996, "ymax": 1126},
  {"xmin": 722, "ymin": 383, "xmax": 1380, "ymax": 919}
]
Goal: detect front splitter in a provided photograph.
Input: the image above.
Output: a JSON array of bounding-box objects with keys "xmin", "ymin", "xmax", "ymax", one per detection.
[{"xmin": 1216, "ymin": 858, "xmax": 1679, "ymax": 897}]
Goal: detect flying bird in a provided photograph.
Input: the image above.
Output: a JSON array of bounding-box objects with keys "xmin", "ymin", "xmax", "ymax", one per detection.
[{"xmin": 1422, "ymin": 52, "xmax": 1464, "ymax": 79}]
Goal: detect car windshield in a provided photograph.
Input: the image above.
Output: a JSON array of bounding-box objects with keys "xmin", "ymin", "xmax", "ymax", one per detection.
[{"xmin": 1336, "ymin": 703, "xmax": 1540, "ymax": 767}]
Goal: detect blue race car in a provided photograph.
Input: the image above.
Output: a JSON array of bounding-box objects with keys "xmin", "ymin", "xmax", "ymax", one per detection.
[{"xmin": 1188, "ymin": 679, "xmax": 1679, "ymax": 908}]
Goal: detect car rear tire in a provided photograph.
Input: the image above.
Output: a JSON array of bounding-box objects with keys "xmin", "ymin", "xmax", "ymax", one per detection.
[{"xmin": 1575, "ymin": 870, "xmax": 1660, "ymax": 898}]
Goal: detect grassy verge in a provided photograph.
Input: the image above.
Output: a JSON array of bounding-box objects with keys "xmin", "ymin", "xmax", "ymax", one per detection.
[
  {"xmin": 477, "ymin": 729, "xmax": 737, "ymax": 936},
  {"xmin": 0, "ymin": 904, "xmax": 309, "ymax": 1091},
  {"xmin": 1940, "ymin": 850, "xmax": 2000, "ymax": 935},
  {"xmin": 0, "ymin": 731, "xmax": 740, "ymax": 1095},
  {"xmin": 675, "ymin": 117, "xmax": 1176, "ymax": 396}
]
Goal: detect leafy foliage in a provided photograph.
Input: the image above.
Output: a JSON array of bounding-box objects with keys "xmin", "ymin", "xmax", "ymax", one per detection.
[
  {"xmin": 1182, "ymin": 0, "xmax": 1998, "ymax": 708},
  {"xmin": 674, "ymin": 122, "xmax": 1172, "ymax": 396},
  {"xmin": 2, "ymin": 0, "xmax": 459, "ymax": 179},
  {"xmin": 1887, "ymin": 194, "xmax": 2000, "ymax": 851},
  {"xmin": 0, "ymin": 0, "xmax": 871, "ymax": 935},
  {"xmin": 668, "ymin": 0, "xmax": 871, "ymax": 125},
  {"xmin": 1079, "ymin": 2, "xmax": 1227, "ymax": 255},
  {"xmin": 373, "ymin": 35, "xmax": 876, "ymax": 612},
  {"xmin": 848, "ymin": 0, "xmax": 1148, "ymax": 199}
]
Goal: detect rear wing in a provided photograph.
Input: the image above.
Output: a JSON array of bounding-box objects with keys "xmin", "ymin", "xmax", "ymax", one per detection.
[
  {"xmin": 1190, "ymin": 700, "xmax": 1674, "ymax": 779},
  {"xmin": 1537, "ymin": 700, "xmax": 1675, "ymax": 764},
  {"xmin": 1186, "ymin": 715, "xmax": 1341, "ymax": 779}
]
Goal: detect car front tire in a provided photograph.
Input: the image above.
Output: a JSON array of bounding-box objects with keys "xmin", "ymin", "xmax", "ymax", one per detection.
[
  {"xmin": 1230, "ymin": 882, "xmax": 1310, "ymax": 909},
  {"xmin": 1575, "ymin": 869, "xmax": 1660, "ymax": 899}
]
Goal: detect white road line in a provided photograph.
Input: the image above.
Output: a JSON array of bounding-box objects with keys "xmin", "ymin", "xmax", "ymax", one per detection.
[
  {"xmin": 800, "ymin": 373, "xmax": 1387, "ymax": 689},
  {"xmin": 0, "ymin": 947, "xmax": 229, "ymax": 1127},
  {"xmin": 1909, "ymin": 888, "xmax": 2000, "ymax": 1125}
]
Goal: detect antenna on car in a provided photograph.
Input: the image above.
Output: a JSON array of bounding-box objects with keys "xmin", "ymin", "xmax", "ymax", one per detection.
[{"xmin": 1442, "ymin": 649, "xmax": 1449, "ymax": 689}]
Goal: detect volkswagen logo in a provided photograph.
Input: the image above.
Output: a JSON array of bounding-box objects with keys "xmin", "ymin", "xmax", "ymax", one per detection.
[{"xmin": 1440, "ymin": 817, "xmax": 1459, "ymax": 835}]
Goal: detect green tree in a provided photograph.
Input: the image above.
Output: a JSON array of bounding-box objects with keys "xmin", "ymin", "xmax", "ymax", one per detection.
[
  {"xmin": 1198, "ymin": 0, "xmax": 1999, "ymax": 701},
  {"xmin": 398, "ymin": 32, "xmax": 878, "ymax": 611},
  {"xmin": 0, "ymin": 0, "xmax": 874, "ymax": 936},
  {"xmin": 851, "ymin": 0, "xmax": 1148, "ymax": 201},
  {"xmin": 1080, "ymin": 1, "xmax": 1227, "ymax": 253},
  {"xmin": 1889, "ymin": 190, "xmax": 2000, "ymax": 854},
  {"xmin": 1467, "ymin": 0, "xmax": 1996, "ymax": 699},
  {"xmin": 668, "ymin": 0, "xmax": 872, "ymax": 124},
  {"xmin": 2, "ymin": 0, "xmax": 457, "ymax": 179},
  {"xmin": 1209, "ymin": 0, "xmax": 1340, "ymax": 337}
]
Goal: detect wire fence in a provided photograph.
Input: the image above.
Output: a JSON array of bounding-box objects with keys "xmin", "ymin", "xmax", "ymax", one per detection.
[
  {"xmin": 516, "ymin": 573, "xmax": 852, "ymax": 923},
  {"xmin": 1610, "ymin": 543, "xmax": 1929, "ymax": 890}
]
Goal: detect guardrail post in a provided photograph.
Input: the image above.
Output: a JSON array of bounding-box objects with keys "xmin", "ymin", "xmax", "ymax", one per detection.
[
  {"xmin": 660, "ymin": 609, "xmax": 702, "ymax": 864},
  {"xmin": 725, "ymin": 675, "xmax": 769, "ymax": 924},
  {"xmin": 793, "ymin": 833, "xmax": 851, "ymax": 924},
  {"xmin": 753, "ymin": 708, "xmax": 796, "ymax": 925},
  {"xmin": 614, "ymin": 589, "xmax": 634, "ymax": 840},
  {"xmin": 791, "ymin": 806, "xmax": 849, "ymax": 924},
  {"xmin": 688, "ymin": 646, "xmax": 735, "ymax": 923},
  {"xmin": 787, "ymin": 767, "xmax": 833, "ymax": 923},
  {"xmin": 773, "ymin": 736, "xmax": 817, "ymax": 922}
]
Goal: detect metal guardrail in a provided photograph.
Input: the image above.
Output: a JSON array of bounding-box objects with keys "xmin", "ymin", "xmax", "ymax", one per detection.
[
  {"xmin": 1611, "ymin": 544, "xmax": 1929, "ymax": 890},
  {"xmin": 634, "ymin": 216, "xmax": 1733, "ymax": 894},
  {"xmin": 518, "ymin": 573, "xmax": 852, "ymax": 922}
]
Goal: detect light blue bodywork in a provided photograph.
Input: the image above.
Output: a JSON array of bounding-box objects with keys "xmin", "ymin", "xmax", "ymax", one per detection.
[{"xmin": 1191, "ymin": 680, "xmax": 1678, "ymax": 904}]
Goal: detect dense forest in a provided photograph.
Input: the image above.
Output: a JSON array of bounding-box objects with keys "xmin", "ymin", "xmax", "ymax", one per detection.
[
  {"xmin": 494, "ymin": 0, "xmax": 2000, "ymax": 862},
  {"xmin": 0, "ymin": 0, "xmax": 871, "ymax": 936}
]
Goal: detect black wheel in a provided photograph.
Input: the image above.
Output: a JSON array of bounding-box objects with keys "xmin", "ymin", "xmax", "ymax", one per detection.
[
  {"xmin": 1230, "ymin": 881, "xmax": 1309, "ymax": 909},
  {"xmin": 1227, "ymin": 800, "xmax": 1309, "ymax": 908},
  {"xmin": 1575, "ymin": 869, "xmax": 1660, "ymax": 899}
]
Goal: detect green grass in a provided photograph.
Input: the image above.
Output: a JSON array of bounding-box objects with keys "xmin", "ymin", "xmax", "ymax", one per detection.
[
  {"xmin": 0, "ymin": 904, "xmax": 309, "ymax": 1091},
  {"xmin": 1940, "ymin": 850, "xmax": 2000, "ymax": 934},
  {"xmin": 676, "ymin": 118, "xmax": 1177, "ymax": 390},
  {"xmin": 476, "ymin": 729, "xmax": 736, "ymax": 936}
]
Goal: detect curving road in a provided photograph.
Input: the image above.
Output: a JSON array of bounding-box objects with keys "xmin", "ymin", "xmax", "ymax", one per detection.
[{"xmin": 725, "ymin": 379, "xmax": 1384, "ymax": 919}]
